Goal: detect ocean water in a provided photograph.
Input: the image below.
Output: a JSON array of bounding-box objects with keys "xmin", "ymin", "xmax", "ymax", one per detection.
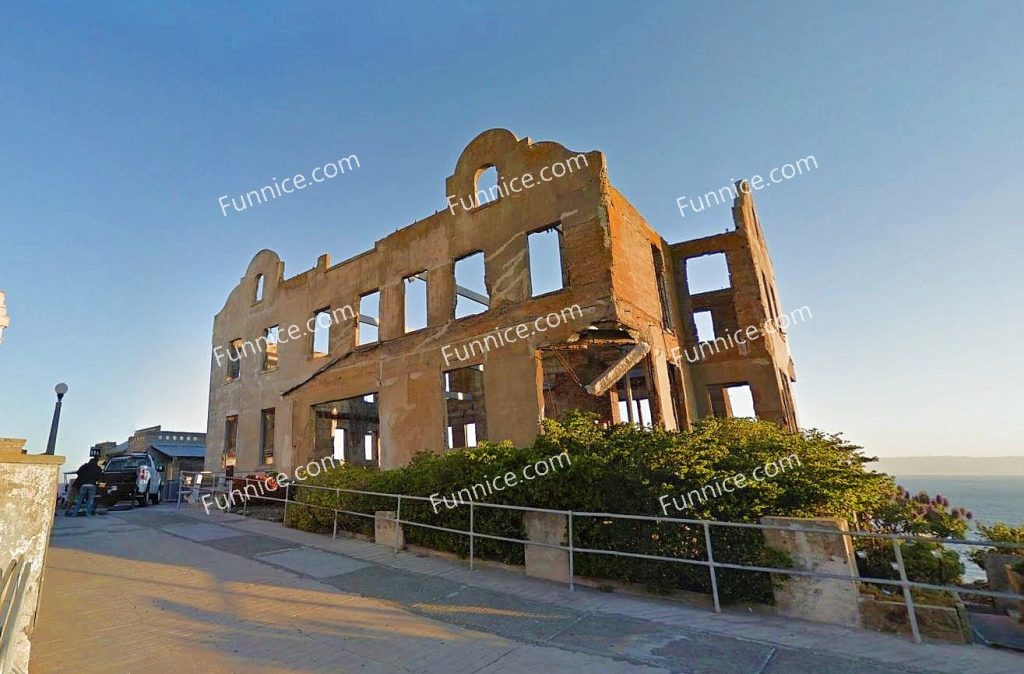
[
  {"xmin": 893, "ymin": 475, "xmax": 1024, "ymax": 528},
  {"xmin": 891, "ymin": 475, "xmax": 1024, "ymax": 582}
]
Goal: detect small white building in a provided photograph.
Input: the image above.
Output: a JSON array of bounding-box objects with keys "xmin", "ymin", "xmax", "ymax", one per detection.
[{"xmin": 0, "ymin": 290, "xmax": 9, "ymax": 345}]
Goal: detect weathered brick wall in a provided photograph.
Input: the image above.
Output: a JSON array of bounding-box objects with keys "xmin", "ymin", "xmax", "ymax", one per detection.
[
  {"xmin": 668, "ymin": 187, "xmax": 798, "ymax": 429},
  {"xmin": 213, "ymin": 130, "xmax": 616, "ymax": 472},
  {"xmin": 208, "ymin": 132, "xmax": 801, "ymax": 472}
]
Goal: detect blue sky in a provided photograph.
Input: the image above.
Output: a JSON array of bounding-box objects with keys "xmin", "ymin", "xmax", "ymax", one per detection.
[{"xmin": 1, "ymin": 1, "xmax": 1021, "ymax": 471}]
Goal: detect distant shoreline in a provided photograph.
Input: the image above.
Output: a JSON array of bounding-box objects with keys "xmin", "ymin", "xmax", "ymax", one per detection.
[{"xmin": 869, "ymin": 456, "xmax": 1024, "ymax": 476}]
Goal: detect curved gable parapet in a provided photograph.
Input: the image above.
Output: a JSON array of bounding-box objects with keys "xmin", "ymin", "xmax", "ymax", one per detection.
[
  {"xmin": 246, "ymin": 248, "xmax": 283, "ymax": 278},
  {"xmin": 445, "ymin": 128, "xmax": 604, "ymax": 203},
  {"xmin": 217, "ymin": 249, "xmax": 284, "ymax": 317}
]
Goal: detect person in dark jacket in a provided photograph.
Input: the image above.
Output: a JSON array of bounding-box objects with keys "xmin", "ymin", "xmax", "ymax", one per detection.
[{"xmin": 67, "ymin": 457, "xmax": 103, "ymax": 516}]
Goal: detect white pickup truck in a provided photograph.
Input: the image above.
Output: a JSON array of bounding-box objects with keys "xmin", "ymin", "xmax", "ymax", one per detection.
[{"xmin": 97, "ymin": 453, "xmax": 164, "ymax": 507}]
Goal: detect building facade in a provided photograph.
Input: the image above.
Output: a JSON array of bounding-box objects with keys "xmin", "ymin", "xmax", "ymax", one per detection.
[{"xmin": 206, "ymin": 129, "xmax": 798, "ymax": 475}]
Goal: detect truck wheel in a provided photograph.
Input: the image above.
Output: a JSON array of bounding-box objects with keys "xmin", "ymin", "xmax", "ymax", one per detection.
[{"xmin": 150, "ymin": 491, "xmax": 161, "ymax": 505}]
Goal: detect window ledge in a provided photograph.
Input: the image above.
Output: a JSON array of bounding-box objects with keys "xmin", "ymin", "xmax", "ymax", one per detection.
[
  {"xmin": 454, "ymin": 311, "xmax": 487, "ymax": 322},
  {"xmin": 467, "ymin": 199, "xmax": 499, "ymax": 214},
  {"xmin": 528, "ymin": 287, "xmax": 569, "ymax": 302}
]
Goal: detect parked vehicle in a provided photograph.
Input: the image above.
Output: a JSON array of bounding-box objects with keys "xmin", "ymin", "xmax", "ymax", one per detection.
[
  {"xmin": 97, "ymin": 453, "xmax": 164, "ymax": 507},
  {"xmin": 56, "ymin": 472, "xmax": 73, "ymax": 511}
]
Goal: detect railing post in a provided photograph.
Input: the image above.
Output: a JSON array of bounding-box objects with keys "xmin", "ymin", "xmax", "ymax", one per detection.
[
  {"xmin": 703, "ymin": 521, "xmax": 721, "ymax": 613},
  {"xmin": 469, "ymin": 502, "xmax": 475, "ymax": 570},
  {"xmin": 394, "ymin": 495, "xmax": 402, "ymax": 554},
  {"xmin": 283, "ymin": 482, "xmax": 290, "ymax": 525},
  {"xmin": 893, "ymin": 538, "xmax": 922, "ymax": 643},
  {"xmin": 333, "ymin": 488, "xmax": 340, "ymax": 539},
  {"xmin": 568, "ymin": 511, "xmax": 575, "ymax": 592},
  {"xmin": 242, "ymin": 478, "xmax": 248, "ymax": 516}
]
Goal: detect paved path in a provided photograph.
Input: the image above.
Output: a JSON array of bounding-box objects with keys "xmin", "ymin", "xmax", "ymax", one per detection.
[{"xmin": 30, "ymin": 505, "xmax": 1023, "ymax": 673}]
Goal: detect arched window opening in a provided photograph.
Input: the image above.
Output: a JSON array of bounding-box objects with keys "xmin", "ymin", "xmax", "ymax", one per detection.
[{"xmin": 475, "ymin": 166, "xmax": 500, "ymax": 207}]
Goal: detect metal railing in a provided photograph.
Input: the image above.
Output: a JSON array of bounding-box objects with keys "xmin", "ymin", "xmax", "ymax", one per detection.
[
  {"xmin": 176, "ymin": 470, "xmax": 1024, "ymax": 644},
  {"xmin": 161, "ymin": 478, "xmax": 180, "ymax": 503},
  {"xmin": 0, "ymin": 556, "xmax": 32, "ymax": 674}
]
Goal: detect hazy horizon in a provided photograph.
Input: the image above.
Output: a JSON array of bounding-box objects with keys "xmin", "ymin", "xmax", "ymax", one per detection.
[
  {"xmin": 871, "ymin": 456, "xmax": 1024, "ymax": 476},
  {"xmin": 873, "ymin": 455, "xmax": 1024, "ymax": 459}
]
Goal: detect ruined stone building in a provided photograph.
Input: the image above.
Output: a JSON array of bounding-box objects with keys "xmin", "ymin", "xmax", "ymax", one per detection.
[{"xmin": 205, "ymin": 129, "xmax": 798, "ymax": 475}]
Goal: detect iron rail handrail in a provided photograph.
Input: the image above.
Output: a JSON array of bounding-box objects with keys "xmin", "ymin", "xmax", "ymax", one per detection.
[
  {"xmin": 175, "ymin": 470, "xmax": 1024, "ymax": 645},
  {"xmin": 0, "ymin": 556, "xmax": 32, "ymax": 674}
]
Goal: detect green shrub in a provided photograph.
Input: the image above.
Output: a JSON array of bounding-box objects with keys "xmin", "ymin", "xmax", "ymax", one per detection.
[
  {"xmin": 968, "ymin": 522, "xmax": 1024, "ymax": 567},
  {"xmin": 865, "ymin": 488, "xmax": 972, "ymax": 539},
  {"xmin": 284, "ymin": 465, "xmax": 396, "ymax": 537},
  {"xmin": 857, "ymin": 539, "xmax": 964, "ymax": 586},
  {"xmin": 852, "ymin": 484, "xmax": 972, "ymax": 584},
  {"xmin": 285, "ymin": 412, "xmax": 918, "ymax": 603}
]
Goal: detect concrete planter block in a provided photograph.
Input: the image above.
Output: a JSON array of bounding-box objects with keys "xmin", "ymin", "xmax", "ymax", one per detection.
[
  {"xmin": 762, "ymin": 516, "xmax": 861, "ymax": 628},
  {"xmin": 524, "ymin": 511, "xmax": 569, "ymax": 583},
  {"xmin": 1, "ymin": 448, "xmax": 64, "ymax": 672},
  {"xmin": 374, "ymin": 510, "xmax": 404, "ymax": 550},
  {"xmin": 983, "ymin": 552, "xmax": 1024, "ymax": 610},
  {"xmin": 1005, "ymin": 565, "xmax": 1024, "ymax": 622}
]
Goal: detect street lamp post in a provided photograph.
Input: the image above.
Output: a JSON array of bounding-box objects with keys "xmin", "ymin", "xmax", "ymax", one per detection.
[{"xmin": 44, "ymin": 382, "xmax": 68, "ymax": 455}]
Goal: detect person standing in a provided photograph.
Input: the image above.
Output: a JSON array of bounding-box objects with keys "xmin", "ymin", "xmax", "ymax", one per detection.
[{"xmin": 67, "ymin": 456, "xmax": 103, "ymax": 516}]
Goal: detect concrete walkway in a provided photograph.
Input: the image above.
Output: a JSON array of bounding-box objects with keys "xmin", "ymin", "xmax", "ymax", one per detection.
[{"xmin": 30, "ymin": 505, "xmax": 1023, "ymax": 674}]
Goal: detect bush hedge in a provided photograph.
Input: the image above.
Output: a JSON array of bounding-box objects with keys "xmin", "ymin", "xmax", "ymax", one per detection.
[
  {"xmin": 969, "ymin": 522, "xmax": 1024, "ymax": 567},
  {"xmin": 284, "ymin": 412, "xmax": 933, "ymax": 602}
]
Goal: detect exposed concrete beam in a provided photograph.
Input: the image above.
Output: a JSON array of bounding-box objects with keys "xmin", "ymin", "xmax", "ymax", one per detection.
[
  {"xmin": 584, "ymin": 342, "xmax": 651, "ymax": 396},
  {"xmin": 359, "ymin": 314, "xmax": 379, "ymax": 327},
  {"xmin": 412, "ymin": 273, "xmax": 489, "ymax": 307},
  {"xmin": 456, "ymin": 286, "xmax": 490, "ymax": 307}
]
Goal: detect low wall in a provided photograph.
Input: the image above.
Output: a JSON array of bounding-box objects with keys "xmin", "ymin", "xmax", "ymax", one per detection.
[
  {"xmin": 372, "ymin": 509, "xmax": 570, "ymax": 582},
  {"xmin": 346, "ymin": 506, "xmax": 985, "ymax": 641},
  {"xmin": 374, "ymin": 511, "xmax": 404, "ymax": 550},
  {"xmin": 859, "ymin": 593, "xmax": 972, "ymax": 644},
  {"xmin": 0, "ymin": 441, "xmax": 64, "ymax": 672},
  {"xmin": 762, "ymin": 516, "xmax": 861, "ymax": 628},
  {"xmin": 523, "ymin": 511, "xmax": 569, "ymax": 583},
  {"xmin": 983, "ymin": 552, "xmax": 1024, "ymax": 610}
]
